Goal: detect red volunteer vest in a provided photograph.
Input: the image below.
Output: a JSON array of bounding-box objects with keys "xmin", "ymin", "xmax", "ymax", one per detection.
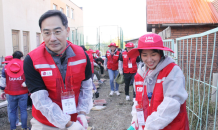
[
  {"xmin": 134, "ymin": 63, "xmax": 189, "ymax": 130},
  {"xmin": 86, "ymin": 51, "xmax": 94, "ymax": 73},
  {"xmin": 28, "ymin": 41, "xmax": 87, "ymax": 127},
  {"xmin": 4, "ymin": 63, "xmax": 28, "ymax": 95},
  {"xmin": 106, "ymin": 50, "xmax": 120, "ymax": 70},
  {"xmin": 122, "ymin": 51, "xmax": 137, "ymax": 73}
]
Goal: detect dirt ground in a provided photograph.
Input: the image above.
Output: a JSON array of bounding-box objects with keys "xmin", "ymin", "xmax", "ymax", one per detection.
[{"xmin": 0, "ymin": 76, "xmax": 134, "ymax": 130}]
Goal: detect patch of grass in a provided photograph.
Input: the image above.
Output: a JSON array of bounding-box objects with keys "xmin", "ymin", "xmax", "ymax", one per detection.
[{"xmin": 185, "ymin": 79, "xmax": 218, "ymax": 130}]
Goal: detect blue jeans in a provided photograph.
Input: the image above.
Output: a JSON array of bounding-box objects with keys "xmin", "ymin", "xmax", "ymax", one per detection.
[
  {"xmin": 108, "ymin": 69, "xmax": 119, "ymax": 91},
  {"xmin": 8, "ymin": 93, "xmax": 28, "ymax": 129},
  {"xmin": 6, "ymin": 94, "xmax": 19, "ymax": 124}
]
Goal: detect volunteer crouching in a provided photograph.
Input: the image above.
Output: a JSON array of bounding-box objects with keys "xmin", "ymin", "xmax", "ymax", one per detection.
[
  {"xmin": 118, "ymin": 42, "xmax": 140, "ymax": 101},
  {"xmin": 127, "ymin": 33, "xmax": 189, "ymax": 130},
  {"xmin": 24, "ymin": 10, "xmax": 92, "ymax": 130}
]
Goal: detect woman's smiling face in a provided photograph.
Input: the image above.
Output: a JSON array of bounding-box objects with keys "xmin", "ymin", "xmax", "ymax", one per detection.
[{"xmin": 141, "ymin": 49, "xmax": 161, "ymax": 70}]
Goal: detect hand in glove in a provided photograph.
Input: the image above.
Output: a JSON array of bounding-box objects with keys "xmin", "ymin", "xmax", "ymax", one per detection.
[
  {"xmin": 119, "ymin": 71, "xmax": 123, "ymax": 75},
  {"xmin": 104, "ymin": 66, "xmax": 108, "ymax": 71},
  {"xmin": 144, "ymin": 127, "xmax": 148, "ymax": 130},
  {"xmin": 131, "ymin": 114, "xmax": 139, "ymax": 130},
  {"xmin": 67, "ymin": 121, "xmax": 85, "ymax": 130},
  {"xmin": 77, "ymin": 114, "xmax": 88, "ymax": 129}
]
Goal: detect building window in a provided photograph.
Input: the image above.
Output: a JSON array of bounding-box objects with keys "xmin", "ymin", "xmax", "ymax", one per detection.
[
  {"xmin": 60, "ymin": 8, "xmax": 64, "ymax": 13},
  {"xmin": 53, "ymin": 4, "xmax": 57, "ymax": 10},
  {"xmin": 12, "ymin": 30, "xmax": 20, "ymax": 52},
  {"xmin": 36, "ymin": 33, "xmax": 41, "ymax": 47},
  {"xmin": 66, "ymin": 6, "xmax": 69, "ymax": 17},
  {"xmin": 71, "ymin": 8, "xmax": 74, "ymax": 19}
]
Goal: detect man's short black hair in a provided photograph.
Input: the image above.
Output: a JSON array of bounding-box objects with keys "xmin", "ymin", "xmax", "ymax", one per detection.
[
  {"xmin": 12, "ymin": 51, "xmax": 23, "ymax": 59},
  {"xmin": 39, "ymin": 10, "xmax": 68, "ymax": 29}
]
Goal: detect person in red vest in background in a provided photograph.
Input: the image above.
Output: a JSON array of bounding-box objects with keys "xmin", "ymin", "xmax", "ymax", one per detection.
[
  {"xmin": 95, "ymin": 50, "xmax": 101, "ymax": 58},
  {"xmin": 4, "ymin": 51, "xmax": 29, "ymax": 130},
  {"xmin": 24, "ymin": 10, "xmax": 92, "ymax": 130},
  {"xmin": 127, "ymin": 34, "xmax": 189, "ymax": 130},
  {"xmin": 104, "ymin": 42, "xmax": 120, "ymax": 96},
  {"xmin": 118, "ymin": 42, "xmax": 140, "ymax": 101},
  {"xmin": 0, "ymin": 55, "xmax": 13, "ymax": 100},
  {"xmin": 0, "ymin": 55, "xmax": 22, "ymax": 127}
]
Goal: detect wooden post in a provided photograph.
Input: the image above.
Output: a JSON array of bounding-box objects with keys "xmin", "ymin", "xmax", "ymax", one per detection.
[{"xmin": 211, "ymin": 73, "xmax": 218, "ymax": 102}]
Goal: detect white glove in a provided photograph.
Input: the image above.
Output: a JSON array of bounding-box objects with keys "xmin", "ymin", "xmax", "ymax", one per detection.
[
  {"xmin": 119, "ymin": 71, "xmax": 123, "ymax": 75},
  {"xmin": 131, "ymin": 113, "xmax": 138, "ymax": 129},
  {"xmin": 77, "ymin": 114, "xmax": 88, "ymax": 129},
  {"xmin": 22, "ymin": 82, "xmax": 27, "ymax": 87},
  {"xmin": 131, "ymin": 98, "xmax": 138, "ymax": 129},
  {"xmin": 144, "ymin": 127, "xmax": 148, "ymax": 130},
  {"xmin": 67, "ymin": 121, "xmax": 85, "ymax": 130},
  {"xmin": 104, "ymin": 66, "xmax": 108, "ymax": 71}
]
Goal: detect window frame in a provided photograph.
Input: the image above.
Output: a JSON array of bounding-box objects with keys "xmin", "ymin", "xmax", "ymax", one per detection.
[
  {"xmin": 53, "ymin": 4, "xmax": 57, "ymax": 10},
  {"xmin": 66, "ymin": 5, "xmax": 69, "ymax": 17}
]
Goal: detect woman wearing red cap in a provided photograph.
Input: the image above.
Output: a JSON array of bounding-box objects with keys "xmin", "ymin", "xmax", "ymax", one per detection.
[
  {"xmin": 127, "ymin": 34, "xmax": 189, "ymax": 130},
  {"xmin": 104, "ymin": 42, "xmax": 121, "ymax": 96}
]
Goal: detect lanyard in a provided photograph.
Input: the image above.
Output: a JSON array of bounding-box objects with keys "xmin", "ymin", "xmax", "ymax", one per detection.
[{"xmin": 141, "ymin": 67, "xmax": 150, "ymax": 101}]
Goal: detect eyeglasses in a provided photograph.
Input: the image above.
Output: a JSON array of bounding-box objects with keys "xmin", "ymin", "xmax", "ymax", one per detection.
[{"xmin": 42, "ymin": 30, "xmax": 63, "ymax": 38}]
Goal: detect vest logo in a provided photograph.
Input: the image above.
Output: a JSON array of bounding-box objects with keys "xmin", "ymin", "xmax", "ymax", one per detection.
[
  {"xmin": 145, "ymin": 36, "xmax": 154, "ymax": 42},
  {"xmin": 41, "ymin": 70, "xmax": 52, "ymax": 77},
  {"xmin": 135, "ymin": 81, "xmax": 143, "ymax": 85},
  {"xmin": 137, "ymin": 87, "xmax": 143, "ymax": 92},
  {"xmin": 123, "ymin": 55, "xmax": 127, "ymax": 58},
  {"xmin": 9, "ymin": 76, "xmax": 23, "ymax": 81}
]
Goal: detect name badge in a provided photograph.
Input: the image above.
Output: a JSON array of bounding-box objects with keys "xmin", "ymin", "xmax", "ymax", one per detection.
[
  {"xmin": 137, "ymin": 110, "xmax": 145, "ymax": 126},
  {"xmin": 128, "ymin": 63, "xmax": 133, "ymax": 68},
  {"xmin": 61, "ymin": 91, "xmax": 77, "ymax": 115}
]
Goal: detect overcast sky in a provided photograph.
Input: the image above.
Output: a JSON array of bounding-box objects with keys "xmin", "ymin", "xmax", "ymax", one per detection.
[{"xmin": 71, "ymin": 0, "xmax": 147, "ymax": 44}]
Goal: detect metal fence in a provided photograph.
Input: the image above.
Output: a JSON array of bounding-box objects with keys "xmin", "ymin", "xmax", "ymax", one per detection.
[
  {"xmin": 163, "ymin": 39, "xmax": 177, "ymax": 62},
  {"xmin": 175, "ymin": 27, "xmax": 218, "ymax": 130}
]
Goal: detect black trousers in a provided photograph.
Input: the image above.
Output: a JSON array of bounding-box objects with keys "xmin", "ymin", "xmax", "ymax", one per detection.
[
  {"xmin": 123, "ymin": 73, "xmax": 136, "ymax": 97},
  {"xmin": 100, "ymin": 65, "xmax": 104, "ymax": 74},
  {"xmin": 27, "ymin": 94, "xmax": 32, "ymax": 107}
]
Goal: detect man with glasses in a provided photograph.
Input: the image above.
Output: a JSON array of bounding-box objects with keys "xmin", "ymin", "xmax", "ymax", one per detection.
[{"xmin": 24, "ymin": 10, "xmax": 92, "ymax": 130}]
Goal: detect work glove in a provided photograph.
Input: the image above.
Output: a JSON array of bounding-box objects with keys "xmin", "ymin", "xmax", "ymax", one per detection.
[
  {"xmin": 104, "ymin": 66, "xmax": 108, "ymax": 71},
  {"xmin": 144, "ymin": 127, "xmax": 148, "ymax": 130},
  {"xmin": 131, "ymin": 114, "xmax": 139, "ymax": 130},
  {"xmin": 67, "ymin": 121, "xmax": 85, "ymax": 130},
  {"xmin": 1, "ymin": 92, "xmax": 6, "ymax": 100},
  {"xmin": 77, "ymin": 114, "xmax": 88, "ymax": 129},
  {"xmin": 22, "ymin": 82, "xmax": 27, "ymax": 87}
]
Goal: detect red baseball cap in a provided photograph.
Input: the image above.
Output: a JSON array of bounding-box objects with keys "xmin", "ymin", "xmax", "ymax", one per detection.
[
  {"xmin": 5, "ymin": 59, "xmax": 24, "ymax": 78},
  {"xmin": 125, "ymin": 42, "xmax": 135, "ymax": 48},
  {"xmin": 2, "ymin": 56, "xmax": 13, "ymax": 64},
  {"xmin": 128, "ymin": 33, "xmax": 174, "ymax": 58},
  {"xmin": 108, "ymin": 42, "xmax": 118, "ymax": 47}
]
